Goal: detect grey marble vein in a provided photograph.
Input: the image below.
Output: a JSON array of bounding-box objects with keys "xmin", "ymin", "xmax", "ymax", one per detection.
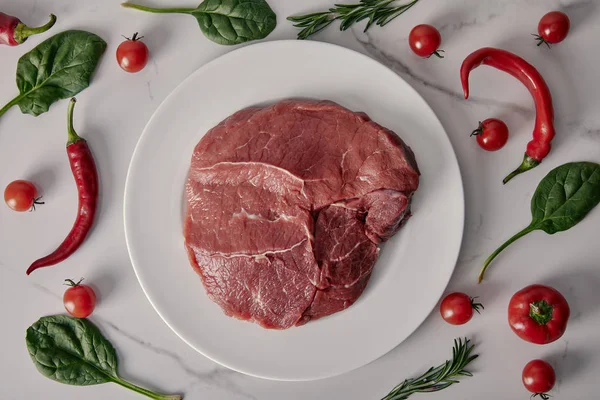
[
  {"xmin": 562, "ymin": 0, "xmax": 593, "ymax": 11},
  {"xmin": 438, "ymin": 12, "xmax": 500, "ymax": 33},
  {"xmin": 99, "ymin": 319, "xmax": 257, "ymax": 400},
  {"xmin": 351, "ymin": 30, "xmax": 534, "ymax": 117},
  {"xmin": 564, "ymin": 120, "xmax": 600, "ymax": 140},
  {"xmin": 146, "ymin": 81, "xmax": 155, "ymax": 101}
]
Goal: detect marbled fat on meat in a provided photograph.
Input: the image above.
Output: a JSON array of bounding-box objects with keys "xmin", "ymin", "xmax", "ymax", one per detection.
[{"xmin": 184, "ymin": 100, "xmax": 419, "ymax": 329}]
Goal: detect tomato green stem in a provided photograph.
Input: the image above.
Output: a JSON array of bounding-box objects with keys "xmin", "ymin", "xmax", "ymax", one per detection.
[
  {"xmin": 531, "ymin": 392, "xmax": 551, "ymax": 400},
  {"xmin": 470, "ymin": 297, "xmax": 484, "ymax": 314},
  {"xmin": 112, "ymin": 377, "xmax": 182, "ymax": 400},
  {"xmin": 64, "ymin": 278, "xmax": 84, "ymax": 287},
  {"xmin": 470, "ymin": 121, "xmax": 484, "ymax": 137},
  {"xmin": 428, "ymin": 49, "xmax": 445, "ymax": 59},
  {"xmin": 121, "ymin": 3, "xmax": 195, "ymax": 14},
  {"xmin": 13, "ymin": 14, "xmax": 57, "ymax": 44},
  {"xmin": 479, "ymin": 226, "xmax": 534, "ymax": 283}
]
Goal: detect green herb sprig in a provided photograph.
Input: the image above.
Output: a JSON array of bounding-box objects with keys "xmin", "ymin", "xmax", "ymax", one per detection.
[
  {"xmin": 287, "ymin": 0, "xmax": 419, "ymax": 40},
  {"xmin": 382, "ymin": 338, "xmax": 478, "ymax": 400}
]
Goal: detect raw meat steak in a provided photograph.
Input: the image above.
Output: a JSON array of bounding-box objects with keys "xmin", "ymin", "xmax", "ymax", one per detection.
[{"xmin": 184, "ymin": 100, "xmax": 419, "ymax": 329}]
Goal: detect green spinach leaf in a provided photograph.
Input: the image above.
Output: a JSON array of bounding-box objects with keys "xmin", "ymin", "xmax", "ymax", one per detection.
[
  {"xmin": 0, "ymin": 30, "xmax": 106, "ymax": 119},
  {"xmin": 27, "ymin": 315, "xmax": 182, "ymax": 399},
  {"xmin": 122, "ymin": 0, "xmax": 277, "ymax": 45},
  {"xmin": 479, "ymin": 162, "xmax": 600, "ymax": 282},
  {"xmin": 530, "ymin": 162, "xmax": 600, "ymax": 234}
]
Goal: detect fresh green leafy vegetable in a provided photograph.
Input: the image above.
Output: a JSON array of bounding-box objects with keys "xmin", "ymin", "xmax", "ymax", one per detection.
[
  {"xmin": 382, "ymin": 338, "xmax": 478, "ymax": 400},
  {"xmin": 288, "ymin": 0, "xmax": 419, "ymax": 40},
  {"xmin": 26, "ymin": 315, "xmax": 182, "ymax": 400},
  {"xmin": 0, "ymin": 30, "xmax": 106, "ymax": 120},
  {"xmin": 480, "ymin": 162, "xmax": 600, "ymax": 282},
  {"xmin": 121, "ymin": 0, "xmax": 277, "ymax": 45}
]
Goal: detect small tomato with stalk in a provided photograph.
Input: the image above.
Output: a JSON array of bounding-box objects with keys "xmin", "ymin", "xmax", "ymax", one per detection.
[
  {"xmin": 4, "ymin": 180, "xmax": 44, "ymax": 212},
  {"xmin": 63, "ymin": 278, "xmax": 97, "ymax": 318},
  {"xmin": 534, "ymin": 11, "xmax": 570, "ymax": 47},
  {"xmin": 440, "ymin": 292, "xmax": 484, "ymax": 325},
  {"xmin": 508, "ymin": 284, "xmax": 569, "ymax": 345},
  {"xmin": 522, "ymin": 359, "xmax": 555, "ymax": 399},
  {"xmin": 409, "ymin": 24, "xmax": 444, "ymax": 58},
  {"xmin": 471, "ymin": 118, "xmax": 509, "ymax": 151},
  {"xmin": 116, "ymin": 32, "xmax": 149, "ymax": 73}
]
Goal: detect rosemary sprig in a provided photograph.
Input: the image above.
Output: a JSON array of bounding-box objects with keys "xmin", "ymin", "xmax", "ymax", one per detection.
[
  {"xmin": 382, "ymin": 338, "xmax": 478, "ymax": 400},
  {"xmin": 287, "ymin": 0, "xmax": 420, "ymax": 40}
]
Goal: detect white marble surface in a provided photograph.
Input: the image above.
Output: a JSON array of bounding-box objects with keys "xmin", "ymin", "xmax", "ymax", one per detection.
[{"xmin": 1, "ymin": 0, "xmax": 599, "ymax": 399}]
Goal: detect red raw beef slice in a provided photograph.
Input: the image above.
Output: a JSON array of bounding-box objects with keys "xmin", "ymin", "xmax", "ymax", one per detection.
[{"xmin": 184, "ymin": 100, "xmax": 419, "ymax": 329}]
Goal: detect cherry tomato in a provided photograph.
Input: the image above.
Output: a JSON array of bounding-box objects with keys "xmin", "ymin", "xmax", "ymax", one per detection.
[
  {"xmin": 4, "ymin": 180, "xmax": 44, "ymax": 212},
  {"xmin": 536, "ymin": 11, "xmax": 570, "ymax": 46},
  {"xmin": 116, "ymin": 32, "xmax": 149, "ymax": 73},
  {"xmin": 470, "ymin": 119, "xmax": 509, "ymax": 151},
  {"xmin": 522, "ymin": 359, "xmax": 555, "ymax": 398},
  {"xmin": 409, "ymin": 24, "xmax": 444, "ymax": 58},
  {"xmin": 63, "ymin": 278, "xmax": 96, "ymax": 318},
  {"xmin": 440, "ymin": 292, "xmax": 483, "ymax": 325},
  {"xmin": 508, "ymin": 284, "xmax": 570, "ymax": 344}
]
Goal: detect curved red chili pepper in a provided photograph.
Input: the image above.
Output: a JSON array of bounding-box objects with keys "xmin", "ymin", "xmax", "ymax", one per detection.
[
  {"xmin": 460, "ymin": 47, "xmax": 555, "ymax": 184},
  {"xmin": 27, "ymin": 98, "xmax": 98, "ymax": 275},
  {"xmin": 0, "ymin": 13, "xmax": 56, "ymax": 46}
]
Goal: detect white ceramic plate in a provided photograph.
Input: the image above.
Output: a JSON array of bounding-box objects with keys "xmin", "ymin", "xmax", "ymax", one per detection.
[{"xmin": 124, "ymin": 40, "xmax": 464, "ymax": 381}]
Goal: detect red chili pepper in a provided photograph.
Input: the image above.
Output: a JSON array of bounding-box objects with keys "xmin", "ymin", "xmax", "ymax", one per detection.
[
  {"xmin": 0, "ymin": 13, "xmax": 56, "ymax": 46},
  {"xmin": 26, "ymin": 98, "xmax": 98, "ymax": 275},
  {"xmin": 460, "ymin": 47, "xmax": 555, "ymax": 184}
]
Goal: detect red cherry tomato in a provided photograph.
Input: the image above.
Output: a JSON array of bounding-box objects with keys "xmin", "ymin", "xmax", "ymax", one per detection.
[
  {"xmin": 508, "ymin": 284, "xmax": 570, "ymax": 344},
  {"xmin": 440, "ymin": 292, "xmax": 483, "ymax": 325},
  {"xmin": 536, "ymin": 11, "xmax": 570, "ymax": 46},
  {"xmin": 4, "ymin": 180, "xmax": 44, "ymax": 212},
  {"xmin": 409, "ymin": 24, "xmax": 444, "ymax": 58},
  {"xmin": 63, "ymin": 279, "xmax": 96, "ymax": 318},
  {"xmin": 116, "ymin": 32, "xmax": 149, "ymax": 73},
  {"xmin": 471, "ymin": 119, "xmax": 509, "ymax": 151},
  {"xmin": 522, "ymin": 359, "xmax": 555, "ymax": 397}
]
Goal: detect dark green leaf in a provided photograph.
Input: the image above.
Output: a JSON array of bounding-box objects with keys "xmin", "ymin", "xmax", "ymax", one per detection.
[
  {"xmin": 193, "ymin": 0, "xmax": 277, "ymax": 45},
  {"xmin": 121, "ymin": 0, "xmax": 276, "ymax": 46},
  {"xmin": 530, "ymin": 162, "xmax": 600, "ymax": 234},
  {"xmin": 26, "ymin": 315, "xmax": 182, "ymax": 399},
  {"xmin": 26, "ymin": 315, "xmax": 118, "ymax": 385},
  {"xmin": 480, "ymin": 162, "xmax": 600, "ymax": 282},
  {"xmin": 0, "ymin": 30, "xmax": 106, "ymax": 119}
]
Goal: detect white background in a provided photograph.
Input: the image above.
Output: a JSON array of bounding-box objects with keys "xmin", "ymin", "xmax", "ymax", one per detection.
[{"xmin": 1, "ymin": 0, "xmax": 599, "ymax": 399}]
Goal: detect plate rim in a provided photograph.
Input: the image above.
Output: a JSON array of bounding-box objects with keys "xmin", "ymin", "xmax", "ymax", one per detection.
[{"xmin": 124, "ymin": 39, "xmax": 465, "ymax": 381}]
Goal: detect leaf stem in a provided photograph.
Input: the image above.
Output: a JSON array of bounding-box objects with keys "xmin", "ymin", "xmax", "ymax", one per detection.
[
  {"xmin": 112, "ymin": 377, "xmax": 182, "ymax": 400},
  {"xmin": 121, "ymin": 3, "xmax": 195, "ymax": 14},
  {"xmin": 479, "ymin": 226, "xmax": 534, "ymax": 283},
  {"xmin": 0, "ymin": 93, "xmax": 26, "ymax": 120}
]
